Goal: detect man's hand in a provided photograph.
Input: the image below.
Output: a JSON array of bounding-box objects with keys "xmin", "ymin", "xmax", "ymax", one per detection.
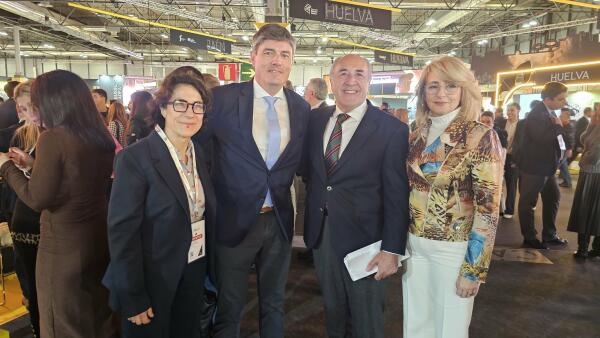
[
  {"xmin": 366, "ymin": 251, "xmax": 398, "ymax": 281},
  {"xmin": 128, "ymin": 307, "xmax": 154, "ymax": 325}
]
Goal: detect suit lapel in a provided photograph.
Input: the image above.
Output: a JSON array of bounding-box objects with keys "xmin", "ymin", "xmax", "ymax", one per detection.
[
  {"xmin": 149, "ymin": 133, "xmax": 190, "ymax": 219},
  {"xmin": 328, "ymin": 104, "xmax": 379, "ymax": 176},
  {"xmin": 193, "ymin": 142, "xmax": 214, "ymax": 218},
  {"xmin": 237, "ymin": 81, "xmax": 267, "ymax": 169}
]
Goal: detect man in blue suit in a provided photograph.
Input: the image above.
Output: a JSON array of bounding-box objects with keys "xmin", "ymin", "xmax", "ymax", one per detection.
[
  {"xmin": 206, "ymin": 24, "xmax": 310, "ymax": 337},
  {"xmin": 301, "ymin": 54, "xmax": 410, "ymax": 337}
]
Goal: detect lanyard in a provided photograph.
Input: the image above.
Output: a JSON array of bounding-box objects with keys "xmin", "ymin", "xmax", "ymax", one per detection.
[{"xmin": 155, "ymin": 126, "xmax": 202, "ymax": 212}]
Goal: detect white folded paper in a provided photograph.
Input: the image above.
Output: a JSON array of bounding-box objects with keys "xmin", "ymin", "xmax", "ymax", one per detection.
[{"xmin": 343, "ymin": 241, "xmax": 410, "ymax": 282}]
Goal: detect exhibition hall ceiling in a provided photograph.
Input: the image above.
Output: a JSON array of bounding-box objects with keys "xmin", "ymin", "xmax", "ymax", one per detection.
[{"xmin": 0, "ymin": 1, "xmax": 596, "ymax": 64}]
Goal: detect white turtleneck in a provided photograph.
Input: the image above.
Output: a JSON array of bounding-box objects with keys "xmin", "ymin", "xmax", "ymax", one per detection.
[{"xmin": 427, "ymin": 108, "xmax": 460, "ymax": 146}]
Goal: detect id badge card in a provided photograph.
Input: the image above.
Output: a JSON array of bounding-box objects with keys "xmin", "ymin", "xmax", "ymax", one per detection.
[
  {"xmin": 557, "ymin": 135, "xmax": 566, "ymax": 151},
  {"xmin": 188, "ymin": 220, "xmax": 206, "ymax": 263}
]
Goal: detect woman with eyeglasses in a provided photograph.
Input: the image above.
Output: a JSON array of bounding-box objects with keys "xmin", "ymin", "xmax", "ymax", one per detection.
[
  {"xmin": 403, "ymin": 56, "xmax": 504, "ymax": 338},
  {"xmin": 102, "ymin": 69, "xmax": 216, "ymax": 338}
]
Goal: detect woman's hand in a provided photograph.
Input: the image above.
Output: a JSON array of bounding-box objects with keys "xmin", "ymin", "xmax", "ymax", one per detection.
[
  {"xmin": 128, "ymin": 307, "xmax": 154, "ymax": 325},
  {"xmin": 0, "ymin": 152, "xmax": 10, "ymax": 168},
  {"xmin": 455, "ymin": 275, "xmax": 480, "ymax": 298},
  {"xmin": 8, "ymin": 148, "xmax": 34, "ymax": 171}
]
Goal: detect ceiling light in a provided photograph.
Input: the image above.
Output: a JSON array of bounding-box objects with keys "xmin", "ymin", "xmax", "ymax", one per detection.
[
  {"xmin": 43, "ymin": 44, "xmax": 55, "ymax": 48},
  {"xmin": 0, "ymin": 31, "xmax": 8, "ymax": 36},
  {"xmin": 80, "ymin": 54, "xmax": 88, "ymax": 58},
  {"xmin": 312, "ymin": 59, "xmax": 317, "ymax": 63},
  {"xmin": 182, "ymin": 47, "xmax": 187, "ymax": 51},
  {"xmin": 241, "ymin": 35, "xmax": 249, "ymax": 41},
  {"xmin": 128, "ymin": 14, "xmax": 137, "ymax": 18},
  {"xmin": 321, "ymin": 37, "xmax": 329, "ymax": 43},
  {"xmin": 529, "ymin": 20, "xmax": 538, "ymax": 26},
  {"xmin": 426, "ymin": 60, "xmax": 432, "ymax": 65},
  {"xmin": 425, "ymin": 19, "xmax": 436, "ymax": 26},
  {"xmin": 449, "ymin": 51, "xmax": 456, "ymax": 56},
  {"xmin": 197, "ymin": 56, "xmax": 203, "ymax": 61},
  {"xmin": 21, "ymin": 53, "xmax": 29, "ymax": 57},
  {"xmin": 522, "ymin": 23, "xmax": 530, "ymax": 28},
  {"xmin": 477, "ymin": 39, "xmax": 488, "ymax": 45},
  {"xmin": 316, "ymin": 48, "xmax": 322, "ymax": 55},
  {"xmin": 161, "ymin": 33, "xmax": 168, "ymax": 39}
]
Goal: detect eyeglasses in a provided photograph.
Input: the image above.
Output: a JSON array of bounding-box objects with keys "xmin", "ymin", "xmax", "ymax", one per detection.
[
  {"xmin": 425, "ymin": 83, "xmax": 460, "ymax": 95},
  {"xmin": 168, "ymin": 99, "xmax": 205, "ymax": 115}
]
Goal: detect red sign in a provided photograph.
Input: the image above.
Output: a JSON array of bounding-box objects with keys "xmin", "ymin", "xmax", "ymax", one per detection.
[{"xmin": 218, "ymin": 63, "xmax": 238, "ymax": 82}]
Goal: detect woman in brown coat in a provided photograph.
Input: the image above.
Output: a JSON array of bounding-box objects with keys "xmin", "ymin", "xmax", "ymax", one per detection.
[{"xmin": 0, "ymin": 70, "xmax": 118, "ymax": 338}]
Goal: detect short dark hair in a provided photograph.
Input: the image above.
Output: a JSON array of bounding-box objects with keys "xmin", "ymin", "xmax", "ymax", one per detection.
[
  {"xmin": 32, "ymin": 70, "xmax": 115, "ymax": 151},
  {"xmin": 92, "ymin": 88, "xmax": 108, "ymax": 100},
  {"xmin": 541, "ymin": 82, "xmax": 567, "ymax": 100},
  {"xmin": 530, "ymin": 100, "xmax": 541, "ymax": 110},
  {"xmin": 4, "ymin": 81, "xmax": 20, "ymax": 98},
  {"xmin": 153, "ymin": 71, "xmax": 212, "ymax": 129},
  {"xmin": 583, "ymin": 107, "xmax": 592, "ymax": 114},
  {"xmin": 381, "ymin": 102, "xmax": 389, "ymax": 108},
  {"xmin": 507, "ymin": 102, "xmax": 521, "ymax": 111},
  {"xmin": 481, "ymin": 111, "xmax": 494, "ymax": 119},
  {"xmin": 252, "ymin": 24, "xmax": 296, "ymax": 54}
]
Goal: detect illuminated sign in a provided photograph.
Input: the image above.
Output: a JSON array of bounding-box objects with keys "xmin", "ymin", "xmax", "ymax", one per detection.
[{"xmin": 290, "ymin": 0, "xmax": 392, "ymax": 30}]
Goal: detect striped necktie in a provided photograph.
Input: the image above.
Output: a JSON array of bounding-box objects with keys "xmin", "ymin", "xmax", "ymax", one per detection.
[{"xmin": 324, "ymin": 113, "xmax": 350, "ymax": 176}]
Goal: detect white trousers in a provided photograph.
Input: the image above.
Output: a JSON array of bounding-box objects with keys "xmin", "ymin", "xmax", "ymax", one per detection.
[{"xmin": 402, "ymin": 233, "xmax": 474, "ymax": 338}]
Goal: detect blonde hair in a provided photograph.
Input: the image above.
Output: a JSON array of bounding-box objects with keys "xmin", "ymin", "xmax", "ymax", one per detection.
[
  {"xmin": 12, "ymin": 81, "xmax": 39, "ymax": 152},
  {"xmin": 14, "ymin": 81, "xmax": 32, "ymax": 99},
  {"xmin": 13, "ymin": 123, "xmax": 40, "ymax": 153},
  {"xmin": 415, "ymin": 56, "xmax": 482, "ymax": 128}
]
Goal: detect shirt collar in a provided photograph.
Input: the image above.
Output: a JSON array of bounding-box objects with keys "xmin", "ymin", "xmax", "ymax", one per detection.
[
  {"xmin": 333, "ymin": 100, "xmax": 368, "ymax": 121},
  {"xmin": 253, "ymin": 79, "xmax": 285, "ymax": 101},
  {"xmin": 543, "ymin": 103, "xmax": 556, "ymax": 116},
  {"xmin": 311, "ymin": 101, "xmax": 324, "ymax": 110}
]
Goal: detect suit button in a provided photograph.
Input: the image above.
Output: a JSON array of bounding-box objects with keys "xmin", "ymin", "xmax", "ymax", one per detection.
[{"xmin": 326, "ymin": 186, "xmax": 332, "ymax": 191}]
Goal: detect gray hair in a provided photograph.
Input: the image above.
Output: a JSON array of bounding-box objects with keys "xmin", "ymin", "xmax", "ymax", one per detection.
[
  {"xmin": 252, "ymin": 24, "xmax": 296, "ymax": 54},
  {"xmin": 307, "ymin": 78, "xmax": 328, "ymax": 100}
]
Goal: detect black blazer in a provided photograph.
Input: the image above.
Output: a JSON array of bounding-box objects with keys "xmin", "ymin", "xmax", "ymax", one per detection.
[
  {"xmin": 204, "ymin": 81, "xmax": 310, "ymax": 247},
  {"xmin": 301, "ymin": 103, "xmax": 410, "ymax": 259},
  {"xmin": 102, "ymin": 132, "xmax": 216, "ymax": 318},
  {"xmin": 0, "ymin": 99, "xmax": 19, "ymax": 130},
  {"xmin": 516, "ymin": 102, "xmax": 564, "ymax": 176}
]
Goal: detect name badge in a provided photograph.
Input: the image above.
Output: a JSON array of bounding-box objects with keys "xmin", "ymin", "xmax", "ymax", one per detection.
[
  {"xmin": 557, "ymin": 135, "xmax": 566, "ymax": 151},
  {"xmin": 188, "ymin": 220, "xmax": 206, "ymax": 263}
]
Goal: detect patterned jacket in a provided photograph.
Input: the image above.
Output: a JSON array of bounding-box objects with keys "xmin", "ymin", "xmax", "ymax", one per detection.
[{"xmin": 407, "ymin": 116, "xmax": 505, "ymax": 282}]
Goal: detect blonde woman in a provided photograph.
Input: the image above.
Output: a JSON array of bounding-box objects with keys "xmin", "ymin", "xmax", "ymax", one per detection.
[
  {"xmin": 6, "ymin": 80, "xmax": 42, "ymax": 337},
  {"xmin": 107, "ymin": 101, "xmax": 128, "ymax": 146},
  {"xmin": 403, "ymin": 56, "xmax": 504, "ymax": 338}
]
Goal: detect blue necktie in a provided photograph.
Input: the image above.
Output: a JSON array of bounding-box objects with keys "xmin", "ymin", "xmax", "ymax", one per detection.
[{"xmin": 263, "ymin": 96, "xmax": 280, "ymax": 207}]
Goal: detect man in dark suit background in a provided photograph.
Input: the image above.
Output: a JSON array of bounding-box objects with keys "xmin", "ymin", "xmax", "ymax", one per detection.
[
  {"xmin": 574, "ymin": 106, "xmax": 593, "ymax": 159},
  {"xmin": 206, "ymin": 24, "xmax": 310, "ymax": 338},
  {"xmin": 0, "ymin": 81, "xmax": 20, "ymax": 130},
  {"xmin": 301, "ymin": 54, "xmax": 409, "ymax": 337},
  {"xmin": 558, "ymin": 107, "xmax": 575, "ymax": 188},
  {"xmin": 303, "ymin": 77, "xmax": 329, "ymax": 110},
  {"xmin": 516, "ymin": 82, "xmax": 569, "ymax": 249}
]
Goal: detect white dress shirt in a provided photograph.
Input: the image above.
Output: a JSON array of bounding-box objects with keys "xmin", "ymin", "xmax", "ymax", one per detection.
[
  {"xmin": 505, "ymin": 119, "xmax": 518, "ymax": 153},
  {"xmin": 322, "ymin": 101, "xmax": 368, "ymax": 156},
  {"xmin": 252, "ymin": 80, "xmax": 291, "ymax": 162}
]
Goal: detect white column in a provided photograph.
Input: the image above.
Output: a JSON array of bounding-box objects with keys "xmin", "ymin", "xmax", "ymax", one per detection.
[{"xmin": 13, "ymin": 27, "xmax": 23, "ymax": 77}]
